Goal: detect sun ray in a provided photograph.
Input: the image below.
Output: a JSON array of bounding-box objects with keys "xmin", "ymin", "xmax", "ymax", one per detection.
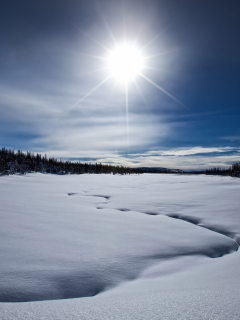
[
  {"xmin": 99, "ymin": 12, "xmax": 118, "ymax": 47},
  {"xmin": 133, "ymin": 8, "xmax": 153, "ymax": 46},
  {"xmin": 143, "ymin": 48, "xmax": 181, "ymax": 60},
  {"xmin": 80, "ymin": 30, "xmax": 111, "ymax": 53},
  {"xmin": 69, "ymin": 21, "xmax": 111, "ymax": 53},
  {"xmin": 106, "ymin": 79, "xmax": 118, "ymax": 102},
  {"xmin": 78, "ymin": 67, "xmax": 110, "ymax": 77},
  {"xmin": 139, "ymin": 33, "xmax": 161, "ymax": 52},
  {"xmin": 78, "ymin": 52, "xmax": 108, "ymax": 61},
  {"xmin": 133, "ymin": 79, "xmax": 155, "ymax": 128},
  {"xmin": 139, "ymin": 73, "xmax": 187, "ymax": 108},
  {"xmin": 122, "ymin": 1, "xmax": 126, "ymax": 45},
  {"xmin": 133, "ymin": 79, "xmax": 148, "ymax": 108},
  {"xmin": 133, "ymin": 24, "xmax": 144, "ymax": 47},
  {"xmin": 139, "ymin": 25, "xmax": 172, "ymax": 52},
  {"xmin": 70, "ymin": 74, "xmax": 112, "ymax": 110},
  {"xmin": 142, "ymin": 65, "xmax": 175, "ymax": 74},
  {"xmin": 125, "ymin": 81, "xmax": 130, "ymax": 149}
]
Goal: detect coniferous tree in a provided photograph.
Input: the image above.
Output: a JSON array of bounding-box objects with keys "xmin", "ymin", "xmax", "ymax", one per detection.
[{"xmin": 0, "ymin": 147, "xmax": 145, "ymax": 176}]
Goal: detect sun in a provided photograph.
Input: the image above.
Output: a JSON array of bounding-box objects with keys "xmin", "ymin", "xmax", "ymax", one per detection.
[
  {"xmin": 70, "ymin": 20, "xmax": 185, "ymax": 113},
  {"xmin": 70, "ymin": 24, "xmax": 185, "ymax": 147},
  {"xmin": 108, "ymin": 44, "xmax": 143, "ymax": 82}
]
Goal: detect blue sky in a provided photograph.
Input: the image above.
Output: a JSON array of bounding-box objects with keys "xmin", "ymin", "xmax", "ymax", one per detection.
[{"xmin": 1, "ymin": 0, "xmax": 240, "ymax": 170}]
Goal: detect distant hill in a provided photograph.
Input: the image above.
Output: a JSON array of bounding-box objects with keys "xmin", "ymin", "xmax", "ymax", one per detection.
[{"xmin": 136, "ymin": 167, "xmax": 185, "ymax": 173}]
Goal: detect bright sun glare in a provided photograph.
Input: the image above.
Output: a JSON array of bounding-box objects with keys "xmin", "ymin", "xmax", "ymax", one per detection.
[
  {"xmin": 108, "ymin": 45, "xmax": 143, "ymax": 82},
  {"xmin": 71, "ymin": 17, "xmax": 185, "ymax": 137}
]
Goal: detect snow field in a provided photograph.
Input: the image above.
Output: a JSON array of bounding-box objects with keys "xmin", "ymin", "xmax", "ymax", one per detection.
[{"xmin": 0, "ymin": 173, "xmax": 240, "ymax": 319}]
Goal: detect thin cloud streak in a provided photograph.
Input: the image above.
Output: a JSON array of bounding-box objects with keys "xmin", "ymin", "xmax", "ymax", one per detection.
[
  {"xmin": 31, "ymin": 146, "xmax": 240, "ymax": 171},
  {"xmin": 144, "ymin": 146, "xmax": 238, "ymax": 156},
  {"xmin": 95, "ymin": 148, "xmax": 240, "ymax": 170}
]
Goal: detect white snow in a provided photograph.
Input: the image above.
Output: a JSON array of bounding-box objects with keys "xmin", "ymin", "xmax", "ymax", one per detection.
[{"xmin": 0, "ymin": 173, "xmax": 240, "ymax": 319}]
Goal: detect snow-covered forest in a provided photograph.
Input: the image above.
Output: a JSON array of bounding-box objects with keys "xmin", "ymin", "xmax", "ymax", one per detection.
[
  {"xmin": 206, "ymin": 164, "xmax": 240, "ymax": 177},
  {"xmin": 1, "ymin": 148, "xmax": 240, "ymax": 177},
  {"xmin": 0, "ymin": 148, "xmax": 142, "ymax": 175}
]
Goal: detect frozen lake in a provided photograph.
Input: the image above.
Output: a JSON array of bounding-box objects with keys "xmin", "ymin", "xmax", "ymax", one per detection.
[{"xmin": 0, "ymin": 173, "xmax": 240, "ymax": 319}]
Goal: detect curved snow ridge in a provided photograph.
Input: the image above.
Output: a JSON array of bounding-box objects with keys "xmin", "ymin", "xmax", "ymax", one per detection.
[
  {"xmin": 92, "ymin": 195, "xmax": 110, "ymax": 202},
  {"xmin": 123, "ymin": 210, "xmax": 239, "ymax": 258},
  {"xmin": 166, "ymin": 213, "xmax": 240, "ymax": 248},
  {"xmin": 105, "ymin": 206, "xmax": 239, "ymax": 258},
  {"xmin": 68, "ymin": 193, "xmax": 110, "ymax": 200},
  {"xmin": 138, "ymin": 210, "xmax": 239, "ymax": 257},
  {"xmin": 90, "ymin": 193, "xmax": 239, "ymax": 256}
]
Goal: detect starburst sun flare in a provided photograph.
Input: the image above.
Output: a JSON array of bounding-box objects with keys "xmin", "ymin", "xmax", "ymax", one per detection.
[
  {"xmin": 108, "ymin": 44, "xmax": 143, "ymax": 82},
  {"xmin": 72, "ymin": 16, "xmax": 184, "ymax": 108},
  {"xmin": 70, "ymin": 18, "xmax": 185, "ymax": 147}
]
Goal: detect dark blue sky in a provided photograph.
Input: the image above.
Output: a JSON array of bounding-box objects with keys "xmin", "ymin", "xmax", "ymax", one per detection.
[{"xmin": 1, "ymin": 0, "xmax": 240, "ymax": 169}]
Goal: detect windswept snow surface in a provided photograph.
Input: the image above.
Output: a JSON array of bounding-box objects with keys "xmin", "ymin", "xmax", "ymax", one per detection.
[{"xmin": 0, "ymin": 173, "xmax": 240, "ymax": 319}]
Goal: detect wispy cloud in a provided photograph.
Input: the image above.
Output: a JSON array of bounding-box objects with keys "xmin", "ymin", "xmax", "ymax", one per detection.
[
  {"xmin": 143, "ymin": 146, "xmax": 238, "ymax": 156},
  {"xmin": 26, "ymin": 146, "xmax": 239, "ymax": 171},
  {"xmin": 1, "ymin": 82, "xmax": 239, "ymax": 170},
  {"xmin": 92, "ymin": 147, "xmax": 240, "ymax": 170},
  {"xmin": 0, "ymin": 82, "xmax": 171, "ymax": 156}
]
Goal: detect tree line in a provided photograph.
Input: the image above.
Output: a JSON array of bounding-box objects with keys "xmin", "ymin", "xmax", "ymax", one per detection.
[
  {"xmin": 206, "ymin": 163, "xmax": 240, "ymax": 177},
  {"xmin": 0, "ymin": 148, "xmax": 144, "ymax": 175},
  {"xmin": 1, "ymin": 147, "xmax": 239, "ymax": 177}
]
